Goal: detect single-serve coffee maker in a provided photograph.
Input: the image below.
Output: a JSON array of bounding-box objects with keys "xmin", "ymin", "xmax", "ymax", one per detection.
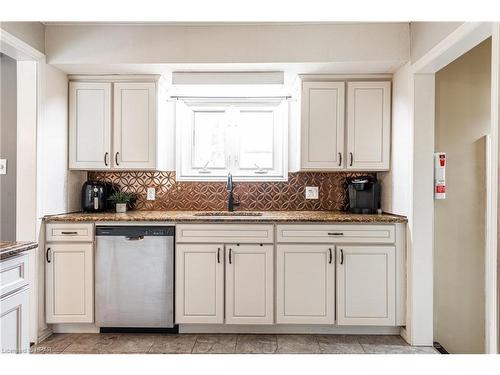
[{"xmin": 348, "ymin": 176, "xmax": 381, "ymax": 214}]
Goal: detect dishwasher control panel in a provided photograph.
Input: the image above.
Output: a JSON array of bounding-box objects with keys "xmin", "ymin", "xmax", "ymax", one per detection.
[{"xmin": 95, "ymin": 226, "xmax": 175, "ymax": 237}]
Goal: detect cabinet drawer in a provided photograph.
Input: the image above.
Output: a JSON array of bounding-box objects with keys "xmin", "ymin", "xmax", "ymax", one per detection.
[
  {"xmin": 276, "ymin": 224, "xmax": 395, "ymax": 244},
  {"xmin": 1, "ymin": 254, "xmax": 29, "ymax": 298},
  {"xmin": 46, "ymin": 223, "xmax": 94, "ymax": 242},
  {"xmin": 176, "ymin": 224, "xmax": 274, "ymax": 244}
]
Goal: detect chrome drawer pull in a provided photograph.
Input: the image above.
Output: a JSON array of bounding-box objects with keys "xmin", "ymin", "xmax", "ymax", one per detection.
[
  {"xmin": 327, "ymin": 232, "xmax": 344, "ymax": 236},
  {"xmin": 61, "ymin": 231, "xmax": 78, "ymax": 235}
]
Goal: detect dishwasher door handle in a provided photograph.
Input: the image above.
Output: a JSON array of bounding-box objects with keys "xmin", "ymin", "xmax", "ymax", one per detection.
[{"xmin": 125, "ymin": 235, "xmax": 144, "ymax": 241}]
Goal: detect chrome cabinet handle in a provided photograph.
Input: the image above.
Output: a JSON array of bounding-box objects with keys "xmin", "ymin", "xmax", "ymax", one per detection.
[
  {"xmin": 349, "ymin": 152, "xmax": 353, "ymax": 167},
  {"xmin": 340, "ymin": 249, "xmax": 344, "ymax": 265},
  {"xmin": 338, "ymin": 152, "xmax": 342, "ymax": 167},
  {"xmin": 115, "ymin": 152, "xmax": 120, "ymax": 166},
  {"xmin": 104, "ymin": 152, "xmax": 109, "ymax": 166},
  {"xmin": 328, "ymin": 248, "xmax": 333, "ymax": 264},
  {"xmin": 228, "ymin": 248, "xmax": 232, "ymax": 264},
  {"xmin": 217, "ymin": 247, "xmax": 221, "ymax": 263},
  {"xmin": 328, "ymin": 232, "xmax": 344, "ymax": 236},
  {"xmin": 46, "ymin": 247, "xmax": 51, "ymax": 263}
]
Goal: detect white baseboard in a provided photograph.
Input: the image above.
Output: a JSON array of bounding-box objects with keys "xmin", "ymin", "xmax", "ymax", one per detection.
[
  {"xmin": 37, "ymin": 327, "xmax": 53, "ymax": 343},
  {"xmin": 400, "ymin": 327, "xmax": 410, "ymax": 344},
  {"xmin": 48, "ymin": 323, "xmax": 402, "ymax": 336},
  {"xmin": 52, "ymin": 323, "xmax": 100, "ymax": 333},
  {"xmin": 179, "ymin": 324, "xmax": 402, "ymax": 335}
]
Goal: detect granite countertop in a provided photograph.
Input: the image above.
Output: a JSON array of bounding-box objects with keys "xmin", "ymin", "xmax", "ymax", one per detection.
[
  {"xmin": 0, "ymin": 241, "xmax": 38, "ymax": 261},
  {"xmin": 44, "ymin": 210, "xmax": 407, "ymax": 224}
]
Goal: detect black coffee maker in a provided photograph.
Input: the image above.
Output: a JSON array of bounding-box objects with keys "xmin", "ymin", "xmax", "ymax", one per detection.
[{"xmin": 348, "ymin": 176, "xmax": 381, "ymax": 214}]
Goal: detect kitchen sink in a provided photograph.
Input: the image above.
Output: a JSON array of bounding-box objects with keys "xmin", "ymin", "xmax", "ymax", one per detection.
[{"xmin": 194, "ymin": 212, "xmax": 263, "ymax": 217}]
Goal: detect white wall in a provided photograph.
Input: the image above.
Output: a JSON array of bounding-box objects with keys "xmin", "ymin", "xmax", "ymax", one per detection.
[
  {"xmin": 16, "ymin": 60, "xmax": 40, "ymax": 344},
  {"xmin": 410, "ymin": 22, "xmax": 464, "ymax": 63},
  {"xmin": 16, "ymin": 61, "xmax": 38, "ymax": 242},
  {"xmin": 0, "ymin": 22, "xmax": 45, "ymax": 54},
  {"xmin": 434, "ymin": 39, "xmax": 491, "ymax": 354},
  {"xmin": 379, "ymin": 63, "xmax": 412, "ymax": 215},
  {"xmin": 409, "ymin": 73, "xmax": 436, "ymax": 346},
  {"xmin": 0, "ymin": 54, "xmax": 17, "ymax": 240},
  {"xmin": 36, "ymin": 60, "xmax": 87, "ymax": 340},
  {"xmin": 45, "ymin": 23, "xmax": 409, "ymax": 67},
  {"xmin": 38, "ymin": 62, "xmax": 86, "ymax": 217}
]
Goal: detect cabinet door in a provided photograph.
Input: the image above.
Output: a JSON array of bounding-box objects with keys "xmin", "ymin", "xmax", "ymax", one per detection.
[
  {"xmin": 225, "ymin": 244, "xmax": 273, "ymax": 324},
  {"xmin": 113, "ymin": 82, "xmax": 156, "ymax": 169},
  {"xmin": 69, "ymin": 82, "xmax": 112, "ymax": 169},
  {"xmin": 175, "ymin": 244, "xmax": 224, "ymax": 324},
  {"xmin": 45, "ymin": 243, "xmax": 94, "ymax": 323},
  {"xmin": 1, "ymin": 288, "xmax": 30, "ymax": 354},
  {"xmin": 301, "ymin": 81, "xmax": 345, "ymax": 170},
  {"xmin": 346, "ymin": 81, "xmax": 391, "ymax": 170},
  {"xmin": 337, "ymin": 246, "xmax": 395, "ymax": 325},
  {"xmin": 276, "ymin": 244, "xmax": 335, "ymax": 324}
]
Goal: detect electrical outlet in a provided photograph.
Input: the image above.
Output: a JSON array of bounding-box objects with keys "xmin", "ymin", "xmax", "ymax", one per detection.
[
  {"xmin": 305, "ymin": 186, "xmax": 319, "ymax": 199},
  {"xmin": 0, "ymin": 159, "xmax": 6, "ymax": 175},
  {"xmin": 147, "ymin": 187, "xmax": 156, "ymax": 200}
]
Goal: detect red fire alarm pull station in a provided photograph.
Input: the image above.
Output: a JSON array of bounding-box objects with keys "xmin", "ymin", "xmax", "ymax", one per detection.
[{"xmin": 434, "ymin": 152, "xmax": 446, "ymax": 200}]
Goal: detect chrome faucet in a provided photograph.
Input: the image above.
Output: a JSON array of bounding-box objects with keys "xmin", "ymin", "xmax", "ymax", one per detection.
[{"xmin": 226, "ymin": 172, "xmax": 239, "ymax": 212}]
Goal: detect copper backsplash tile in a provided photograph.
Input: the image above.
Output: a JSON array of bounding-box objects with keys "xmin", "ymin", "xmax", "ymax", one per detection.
[{"xmin": 88, "ymin": 171, "xmax": 374, "ymax": 211}]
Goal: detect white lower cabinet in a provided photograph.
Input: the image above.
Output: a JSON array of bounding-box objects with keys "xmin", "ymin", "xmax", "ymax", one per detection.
[
  {"xmin": 225, "ymin": 244, "xmax": 273, "ymax": 324},
  {"xmin": 276, "ymin": 244, "xmax": 335, "ymax": 324},
  {"xmin": 173, "ymin": 224, "xmax": 404, "ymax": 328},
  {"xmin": 176, "ymin": 243, "xmax": 273, "ymax": 325},
  {"xmin": 45, "ymin": 243, "xmax": 94, "ymax": 323},
  {"xmin": 175, "ymin": 244, "xmax": 224, "ymax": 324},
  {"xmin": 336, "ymin": 246, "xmax": 396, "ymax": 326},
  {"xmin": 1, "ymin": 287, "xmax": 30, "ymax": 354}
]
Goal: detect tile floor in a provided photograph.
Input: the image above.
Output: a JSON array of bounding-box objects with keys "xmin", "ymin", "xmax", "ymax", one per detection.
[{"xmin": 31, "ymin": 333, "xmax": 439, "ymax": 354}]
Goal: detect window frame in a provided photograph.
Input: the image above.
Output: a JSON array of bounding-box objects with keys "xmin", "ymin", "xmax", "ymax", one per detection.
[{"xmin": 176, "ymin": 98, "xmax": 289, "ymax": 181}]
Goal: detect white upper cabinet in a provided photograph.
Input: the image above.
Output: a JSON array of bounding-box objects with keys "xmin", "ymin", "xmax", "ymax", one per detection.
[
  {"xmin": 346, "ymin": 81, "xmax": 391, "ymax": 170},
  {"xmin": 69, "ymin": 82, "xmax": 112, "ymax": 170},
  {"xmin": 113, "ymin": 82, "xmax": 156, "ymax": 169},
  {"xmin": 299, "ymin": 78, "xmax": 391, "ymax": 172},
  {"xmin": 301, "ymin": 81, "xmax": 345, "ymax": 170},
  {"xmin": 69, "ymin": 76, "xmax": 170, "ymax": 171}
]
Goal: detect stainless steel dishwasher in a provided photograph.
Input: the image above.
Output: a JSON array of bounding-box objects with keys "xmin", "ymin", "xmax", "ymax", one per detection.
[{"xmin": 95, "ymin": 225, "xmax": 175, "ymax": 329}]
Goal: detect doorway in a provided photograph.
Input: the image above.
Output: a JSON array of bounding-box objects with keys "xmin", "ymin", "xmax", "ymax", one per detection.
[
  {"xmin": 0, "ymin": 53, "xmax": 17, "ymax": 240},
  {"xmin": 433, "ymin": 38, "xmax": 492, "ymax": 353}
]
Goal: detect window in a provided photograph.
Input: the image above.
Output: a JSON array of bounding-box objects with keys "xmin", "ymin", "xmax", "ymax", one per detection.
[{"xmin": 176, "ymin": 99, "xmax": 288, "ymax": 181}]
